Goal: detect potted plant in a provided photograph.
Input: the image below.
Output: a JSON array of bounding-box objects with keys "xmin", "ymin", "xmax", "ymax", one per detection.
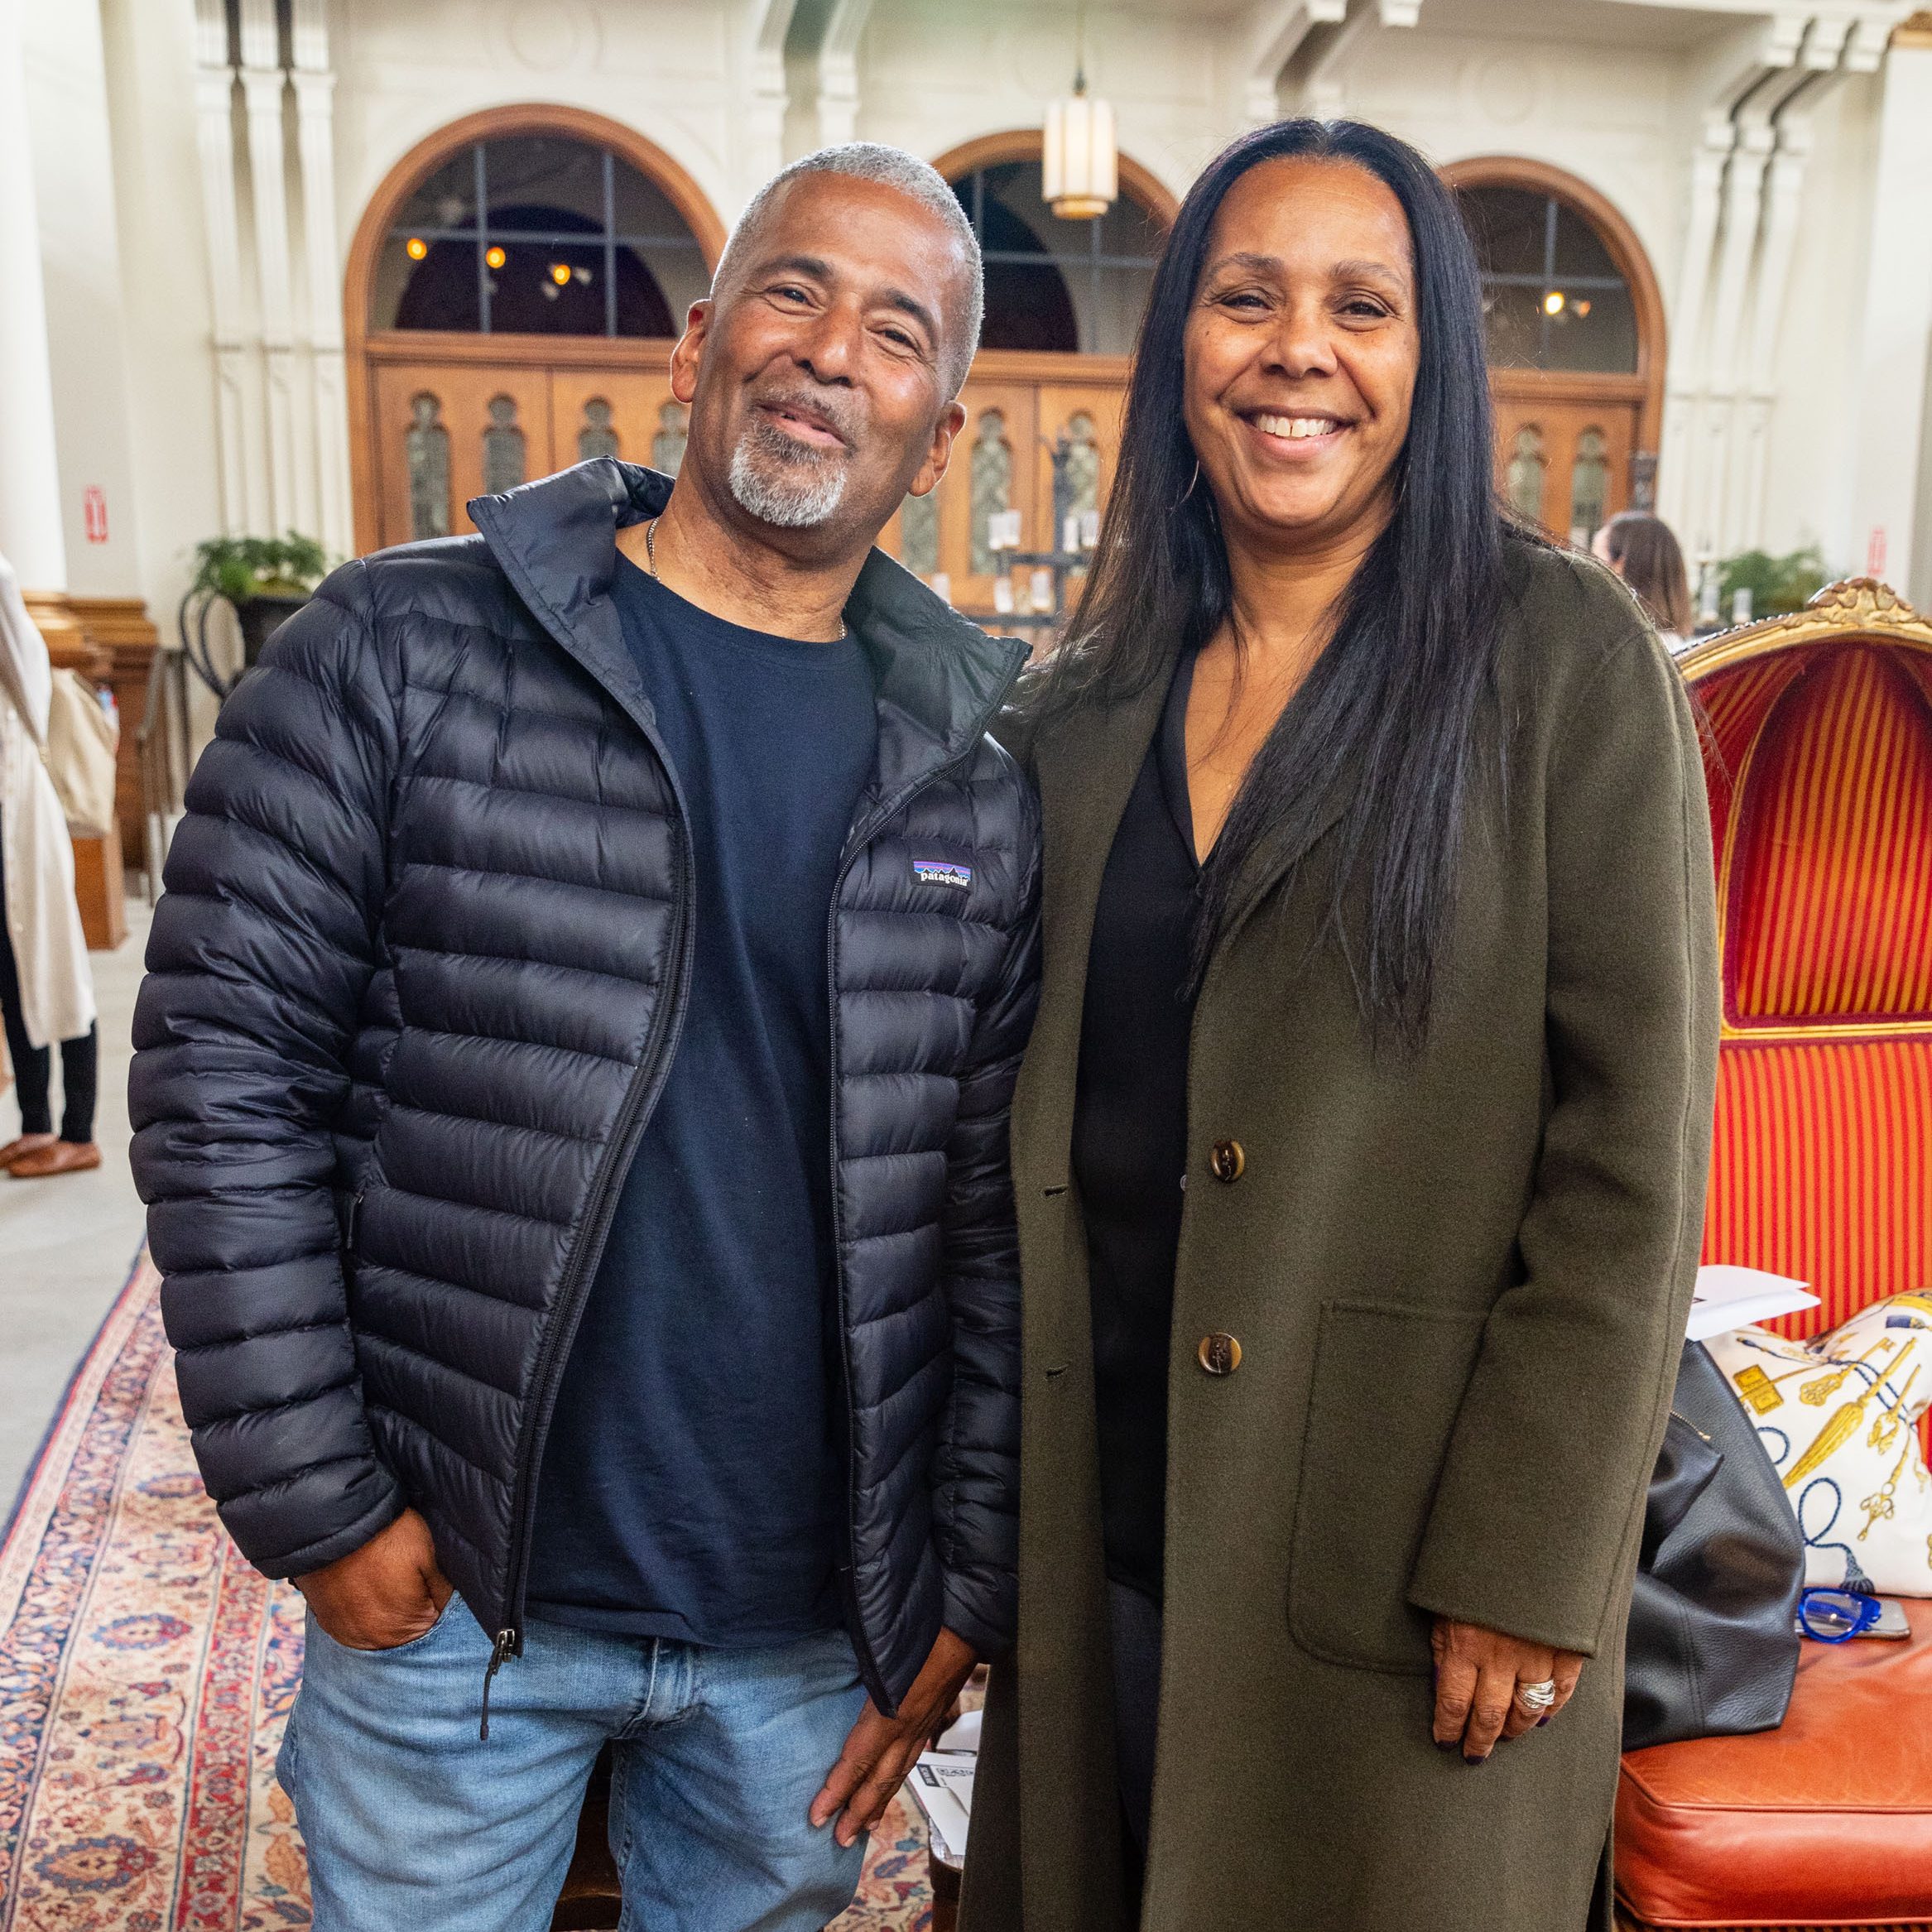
[
  {"xmin": 1716, "ymin": 545, "xmax": 1829, "ymax": 624},
  {"xmin": 184, "ymin": 533, "xmax": 328, "ymax": 699}
]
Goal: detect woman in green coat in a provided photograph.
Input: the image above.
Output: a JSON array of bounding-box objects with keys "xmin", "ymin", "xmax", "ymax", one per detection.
[{"xmin": 961, "ymin": 120, "xmax": 1718, "ymax": 1932}]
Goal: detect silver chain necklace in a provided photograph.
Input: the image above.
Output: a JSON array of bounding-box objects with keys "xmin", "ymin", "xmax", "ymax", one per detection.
[{"xmin": 641, "ymin": 517, "xmax": 847, "ymax": 642}]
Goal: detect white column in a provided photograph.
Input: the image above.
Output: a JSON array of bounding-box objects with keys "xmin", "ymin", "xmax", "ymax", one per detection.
[
  {"xmin": 239, "ymin": 0, "xmax": 298, "ymax": 536},
  {"xmin": 1736, "ymin": 111, "xmax": 1815, "ymax": 548},
  {"xmin": 1696, "ymin": 108, "xmax": 1775, "ymax": 554},
  {"xmin": 291, "ymin": 0, "xmax": 351, "ymax": 560},
  {"xmin": 743, "ymin": 0, "xmax": 797, "ymax": 196},
  {"xmin": 191, "ymin": 0, "xmax": 252, "ymax": 535},
  {"xmin": 1657, "ymin": 11, "xmax": 1809, "ymax": 551},
  {"xmin": 1729, "ymin": 15, "xmax": 1877, "ymax": 555},
  {"xmin": 22, "ymin": 0, "xmax": 146, "ymax": 600},
  {"xmin": 0, "ymin": 0, "xmax": 69, "ymax": 602},
  {"xmin": 815, "ymin": 0, "xmax": 874, "ymax": 148},
  {"xmin": 1849, "ymin": 32, "xmax": 1932, "ymax": 593},
  {"xmin": 1657, "ymin": 119, "xmax": 1732, "ymax": 539}
]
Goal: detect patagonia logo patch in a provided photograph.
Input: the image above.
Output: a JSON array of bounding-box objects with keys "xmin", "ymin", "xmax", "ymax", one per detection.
[{"xmin": 914, "ymin": 858, "xmax": 973, "ymax": 892}]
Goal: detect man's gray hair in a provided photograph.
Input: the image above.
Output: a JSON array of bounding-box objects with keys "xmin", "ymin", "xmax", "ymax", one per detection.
[{"xmin": 713, "ymin": 143, "xmax": 983, "ymax": 397}]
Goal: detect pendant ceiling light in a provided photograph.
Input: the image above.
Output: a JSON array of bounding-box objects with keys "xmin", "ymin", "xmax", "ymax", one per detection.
[{"xmin": 1043, "ymin": 0, "xmax": 1117, "ymax": 220}]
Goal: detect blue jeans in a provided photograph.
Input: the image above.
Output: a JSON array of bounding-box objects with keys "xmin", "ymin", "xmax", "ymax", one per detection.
[{"xmin": 279, "ymin": 1599, "xmax": 868, "ymax": 1932}]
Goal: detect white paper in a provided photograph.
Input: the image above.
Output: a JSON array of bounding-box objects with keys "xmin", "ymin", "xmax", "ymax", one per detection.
[
  {"xmin": 907, "ymin": 1752, "xmax": 975, "ymax": 1861},
  {"xmin": 1687, "ymin": 1265, "xmax": 1818, "ymax": 1341},
  {"xmin": 992, "ymin": 575, "xmax": 1014, "ymax": 614}
]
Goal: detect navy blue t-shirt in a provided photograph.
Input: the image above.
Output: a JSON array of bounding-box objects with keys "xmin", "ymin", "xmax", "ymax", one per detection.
[{"xmin": 527, "ymin": 557, "xmax": 877, "ymax": 1647}]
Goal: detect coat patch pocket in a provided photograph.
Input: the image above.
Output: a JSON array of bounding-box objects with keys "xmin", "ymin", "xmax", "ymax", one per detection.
[{"xmin": 1287, "ymin": 1298, "xmax": 1488, "ymax": 1675}]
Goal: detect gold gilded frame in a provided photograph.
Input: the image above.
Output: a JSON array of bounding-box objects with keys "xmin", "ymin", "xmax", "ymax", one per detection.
[{"xmin": 1679, "ymin": 579, "xmax": 1932, "ymax": 1045}]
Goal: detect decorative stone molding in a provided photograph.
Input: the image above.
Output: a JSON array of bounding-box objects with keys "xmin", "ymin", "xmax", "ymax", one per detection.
[
  {"xmin": 1242, "ymin": 0, "xmax": 1346, "ymax": 128},
  {"xmin": 816, "ymin": 0, "xmax": 875, "ymax": 148}
]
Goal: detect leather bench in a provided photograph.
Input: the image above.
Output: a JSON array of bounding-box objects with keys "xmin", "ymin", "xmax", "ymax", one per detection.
[{"xmin": 1617, "ymin": 1600, "xmax": 1932, "ymax": 1926}]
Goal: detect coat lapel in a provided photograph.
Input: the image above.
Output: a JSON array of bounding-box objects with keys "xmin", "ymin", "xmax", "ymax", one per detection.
[{"xmin": 1010, "ymin": 668, "xmax": 1172, "ymax": 1190}]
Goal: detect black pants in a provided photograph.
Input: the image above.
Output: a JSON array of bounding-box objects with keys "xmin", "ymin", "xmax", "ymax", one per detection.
[{"xmin": 0, "ymin": 841, "xmax": 97, "ymax": 1143}]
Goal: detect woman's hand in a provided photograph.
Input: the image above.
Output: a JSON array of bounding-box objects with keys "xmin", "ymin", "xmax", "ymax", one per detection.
[{"xmin": 1430, "ymin": 1617, "xmax": 1585, "ymax": 1763}]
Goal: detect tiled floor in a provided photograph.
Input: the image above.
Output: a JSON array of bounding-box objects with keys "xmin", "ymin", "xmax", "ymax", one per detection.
[{"xmin": 1, "ymin": 897, "xmax": 151, "ymax": 1511}]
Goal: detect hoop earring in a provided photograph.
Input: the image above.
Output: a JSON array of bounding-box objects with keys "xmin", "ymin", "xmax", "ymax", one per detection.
[{"xmin": 1177, "ymin": 459, "xmax": 1203, "ymax": 512}]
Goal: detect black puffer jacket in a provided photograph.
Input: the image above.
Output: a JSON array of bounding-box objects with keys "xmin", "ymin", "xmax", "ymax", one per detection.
[{"xmin": 129, "ymin": 461, "xmax": 1039, "ymax": 1710}]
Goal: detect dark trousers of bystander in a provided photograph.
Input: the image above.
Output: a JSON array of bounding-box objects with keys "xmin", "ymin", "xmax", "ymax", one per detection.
[{"xmin": 0, "ymin": 840, "xmax": 98, "ymax": 1143}]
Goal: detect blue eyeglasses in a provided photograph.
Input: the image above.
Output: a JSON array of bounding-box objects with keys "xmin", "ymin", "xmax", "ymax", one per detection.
[{"xmin": 1797, "ymin": 1588, "xmax": 1884, "ymax": 1642}]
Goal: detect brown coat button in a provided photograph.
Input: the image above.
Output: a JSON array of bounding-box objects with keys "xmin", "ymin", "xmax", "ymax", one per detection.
[
  {"xmin": 1198, "ymin": 1333, "xmax": 1242, "ymax": 1376},
  {"xmin": 1209, "ymin": 1138, "xmax": 1245, "ymax": 1183}
]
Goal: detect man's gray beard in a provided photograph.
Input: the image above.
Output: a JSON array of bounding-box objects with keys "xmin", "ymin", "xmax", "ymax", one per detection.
[{"xmin": 726, "ymin": 417, "xmax": 849, "ymax": 528}]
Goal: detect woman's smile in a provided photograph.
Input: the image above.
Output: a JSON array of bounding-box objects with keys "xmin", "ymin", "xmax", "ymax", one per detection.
[{"xmin": 1236, "ymin": 407, "xmax": 1357, "ymax": 459}]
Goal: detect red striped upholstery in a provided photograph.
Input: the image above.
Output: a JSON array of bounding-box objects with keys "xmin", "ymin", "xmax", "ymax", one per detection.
[
  {"xmin": 1694, "ymin": 642, "xmax": 1932, "ymax": 1351},
  {"xmin": 1702, "ymin": 1040, "xmax": 1932, "ymax": 1338},
  {"xmin": 1729, "ymin": 649, "xmax": 1932, "ymax": 1023},
  {"xmin": 1699, "ymin": 651, "xmax": 1810, "ymax": 885}
]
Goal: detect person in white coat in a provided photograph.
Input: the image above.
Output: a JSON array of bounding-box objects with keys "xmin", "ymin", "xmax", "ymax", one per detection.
[{"xmin": 0, "ymin": 550, "xmax": 100, "ymax": 1177}]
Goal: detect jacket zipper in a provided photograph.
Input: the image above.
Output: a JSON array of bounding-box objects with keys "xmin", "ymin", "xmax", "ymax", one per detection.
[
  {"xmin": 823, "ymin": 735, "xmax": 1012, "ymax": 1717},
  {"xmin": 476, "ymin": 774, "xmax": 698, "ymax": 1736}
]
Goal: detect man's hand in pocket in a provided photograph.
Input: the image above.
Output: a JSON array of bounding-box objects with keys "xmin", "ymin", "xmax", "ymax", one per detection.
[{"xmin": 295, "ymin": 1507, "xmax": 453, "ymax": 1651}]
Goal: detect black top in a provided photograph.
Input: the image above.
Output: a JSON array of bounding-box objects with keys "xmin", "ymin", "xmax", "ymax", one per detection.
[
  {"xmin": 530, "ymin": 558, "xmax": 878, "ymax": 1646},
  {"xmin": 1071, "ymin": 653, "xmax": 1199, "ymax": 1602}
]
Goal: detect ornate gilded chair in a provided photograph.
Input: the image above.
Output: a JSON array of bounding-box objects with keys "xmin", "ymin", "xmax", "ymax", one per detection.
[{"xmin": 1615, "ymin": 581, "xmax": 1932, "ymax": 1930}]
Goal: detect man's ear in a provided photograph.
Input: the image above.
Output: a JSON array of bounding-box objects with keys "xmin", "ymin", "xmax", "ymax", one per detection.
[
  {"xmin": 907, "ymin": 398, "xmax": 968, "ymax": 499},
  {"xmin": 670, "ymin": 300, "xmax": 712, "ymax": 406}
]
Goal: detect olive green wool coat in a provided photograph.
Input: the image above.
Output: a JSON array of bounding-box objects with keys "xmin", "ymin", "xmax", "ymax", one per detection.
[{"xmin": 959, "ymin": 540, "xmax": 1721, "ymax": 1932}]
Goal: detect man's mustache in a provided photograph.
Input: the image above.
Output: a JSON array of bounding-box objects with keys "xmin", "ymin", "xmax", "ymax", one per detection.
[{"xmin": 745, "ymin": 387, "xmax": 861, "ymax": 453}]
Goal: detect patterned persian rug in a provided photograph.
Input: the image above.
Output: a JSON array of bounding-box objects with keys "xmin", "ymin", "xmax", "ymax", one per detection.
[{"xmin": 0, "ymin": 1256, "xmax": 935, "ymax": 1930}]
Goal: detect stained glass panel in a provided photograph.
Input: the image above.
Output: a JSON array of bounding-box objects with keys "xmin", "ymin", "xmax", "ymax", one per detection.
[
  {"xmin": 406, "ymin": 392, "xmax": 451, "ymax": 540},
  {"xmin": 482, "ymin": 394, "xmax": 526, "ymax": 495}
]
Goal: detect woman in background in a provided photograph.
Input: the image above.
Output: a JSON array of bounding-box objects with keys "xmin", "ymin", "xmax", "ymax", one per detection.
[
  {"xmin": 1595, "ymin": 509, "xmax": 1694, "ymax": 650},
  {"xmin": 962, "ymin": 119, "xmax": 1718, "ymax": 1932},
  {"xmin": 0, "ymin": 551, "xmax": 100, "ymax": 1177}
]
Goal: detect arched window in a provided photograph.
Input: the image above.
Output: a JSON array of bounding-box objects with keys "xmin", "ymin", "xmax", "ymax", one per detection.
[
  {"xmin": 1456, "ymin": 183, "xmax": 1640, "ymax": 375},
  {"xmin": 947, "ymin": 159, "xmax": 1166, "ymax": 357},
  {"xmin": 372, "ymin": 132, "xmax": 710, "ymax": 339},
  {"xmin": 1441, "ymin": 159, "xmax": 1665, "ymax": 544},
  {"xmin": 348, "ymin": 108, "xmax": 724, "ymax": 551}
]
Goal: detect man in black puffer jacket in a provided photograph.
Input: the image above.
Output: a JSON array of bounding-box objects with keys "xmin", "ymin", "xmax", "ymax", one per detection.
[{"xmin": 130, "ymin": 145, "xmax": 1036, "ymax": 1932}]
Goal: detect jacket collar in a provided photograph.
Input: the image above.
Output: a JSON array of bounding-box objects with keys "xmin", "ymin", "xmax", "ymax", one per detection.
[{"xmin": 467, "ymin": 459, "xmax": 1028, "ymax": 810}]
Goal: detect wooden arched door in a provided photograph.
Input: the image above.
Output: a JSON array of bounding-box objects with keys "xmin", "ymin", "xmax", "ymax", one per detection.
[
  {"xmin": 345, "ymin": 107, "xmax": 726, "ymax": 555},
  {"xmin": 885, "ymin": 135, "xmax": 1177, "ymax": 624},
  {"xmin": 1444, "ymin": 159, "xmax": 1666, "ymax": 546}
]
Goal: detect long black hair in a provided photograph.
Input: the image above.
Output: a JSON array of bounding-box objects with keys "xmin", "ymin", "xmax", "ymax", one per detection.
[{"xmin": 1033, "ymin": 119, "xmax": 1508, "ymax": 1045}]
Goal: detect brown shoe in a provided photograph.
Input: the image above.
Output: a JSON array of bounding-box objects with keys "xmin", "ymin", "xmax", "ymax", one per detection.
[
  {"xmin": 7, "ymin": 1140, "xmax": 102, "ymax": 1179},
  {"xmin": 0, "ymin": 1132, "xmax": 57, "ymax": 1170}
]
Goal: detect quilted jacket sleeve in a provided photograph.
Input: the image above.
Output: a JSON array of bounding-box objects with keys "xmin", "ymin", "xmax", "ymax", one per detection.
[
  {"xmin": 931, "ymin": 768, "xmax": 1042, "ymax": 1660},
  {"xmin": 128, "ymin": 561, "xmax": 405, "ymax": 1581}
]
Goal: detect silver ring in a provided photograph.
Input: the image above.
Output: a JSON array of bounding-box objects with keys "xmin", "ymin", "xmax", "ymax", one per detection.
[{"xmin": 1516, "ymin": 1678, "xmax": 1558, "ymax": 1712}]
